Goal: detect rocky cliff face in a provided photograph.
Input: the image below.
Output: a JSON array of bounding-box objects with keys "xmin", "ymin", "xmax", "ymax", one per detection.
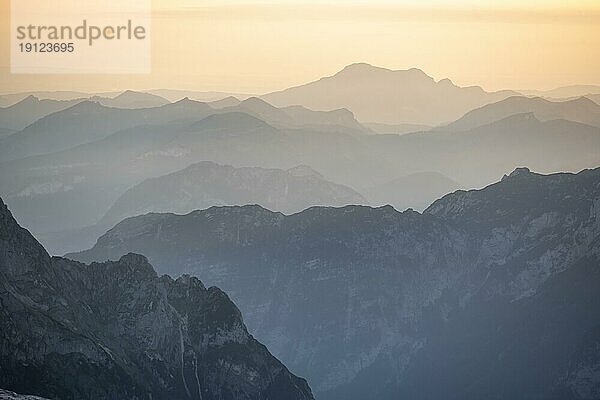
[
  {"xmin": 69, "ymin": 168, "xmax": 600, "ymax": 399},
  {"xmin": 0, "ymin": 198, "xmax": 314, "ymax": 400}
]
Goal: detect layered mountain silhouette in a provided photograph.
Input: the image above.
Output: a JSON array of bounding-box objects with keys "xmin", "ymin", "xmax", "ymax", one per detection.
[
  {"xmin": 3, "ymin": 97, "xmax": 600, "ymax": 252},
  {"xmin": 368, "ymin": 112, "xmax": 600, "ymax": 187},
  {"xmin": 101, "ymin": 161, "xmax": 365, "ymax": 226},
  {"xmin": 0, "ymin": 98, "xmax": 214, "ymax": 162},
  {"xmin": 0, "ymin": 91, "xmax": 90, "ymax": 107},
  {"xmin": 0, "ymin": 96, "xmax": 369, "ymax": 163},
  {"xmin": 520, "ymin": 84, "xmax": 600, "ymax": 99},
  {"xmin": 220, "ymin": 97, "xmax": 369, "ymax": 134},
  {"xmin": 0, "ymin": 197, "xmax": 314, "ymax": 400},
  {"xmin": 147, "ymin": 89, "xmax": 253, "ymax": 103},
  {"xmin": 439, "ymin": 95, "xmax": 600, "ymax": 131},
  {"xmin": 0, "ymin": 96, "xmax": 83, "ymax": 131},
  {"xmin": 70, "ymin": 167, "xmax": 600, "ymax": 399},
  {"xmin": 263, "ymin": 63, "xmax": 516, "ymax": 125},
  {"xmin": 0, "ymin": 108, "xmax": 382, "ymax": 244},
  {"xmin": 0, "ymin": 91, "xmax": 169, "ymax": 133}
]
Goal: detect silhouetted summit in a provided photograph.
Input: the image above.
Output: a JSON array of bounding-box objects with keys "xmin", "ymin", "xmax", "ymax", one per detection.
[{"xmin": 263, "ymin": 63, "xmax": 516, "ymax": 125}]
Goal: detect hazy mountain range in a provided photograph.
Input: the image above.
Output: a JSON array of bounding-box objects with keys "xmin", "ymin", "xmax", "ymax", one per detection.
[
  {"xmin": 0, "ymin": 96, "xmax": 83, "ymax": 131},
  {"xmin": 0, "ymin": 91, "xmax": 171, "ymax": 132},
  {"xmin": 2, "ymin": 77, "xmax": 600, "ymax": 255},
  {"xmin": 69, "ymin": 167, "xmax": 600, "ymax": 399},
  {"xmin": 368, "ymin": 112, "xmax": 600, "ymax": 187},
  {"xmin": 519, "ymin": 84, "xmax": 600, "ymax": 99},
  {"xmin": 438, "ymin": 95, "xmax": 600, "ymax": 132},
  {"xmin": 0, "ymin": 100, "xmax": 381, "ymax": 248},
  {"xmin": 1, "ymin": 63, "xmax": 600, "ymax": 400},
  {"xmin": 100, "ymin": 161, "xmax": 365, "ymax": 226},
  {"xmin": 0, "ymin": 197, "xmax": 314, "ymax": 400}
]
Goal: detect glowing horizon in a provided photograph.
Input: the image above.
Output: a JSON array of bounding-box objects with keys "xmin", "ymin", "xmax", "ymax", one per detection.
[{"xmin": 1, "ymin": 0, "xmax": 599, "ymax": 94}]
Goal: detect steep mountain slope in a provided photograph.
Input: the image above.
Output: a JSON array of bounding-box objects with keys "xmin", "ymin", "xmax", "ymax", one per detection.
[
  {"xmin": 0, "ymin": 198, "xmax": 314, "ymax": 400},
  {"xmin": 263, "ymin": 63, "xmax": 516, "ymax": 125},
  {"xmin": 101, "ymin": 161, "xmax": 365, "ymax": 225},
  {"xmin": 440, "ymin": 95, "xmax": 600, "ymax": 131},
  {"xmin": 69, "ymin": 167, "xmax": 600, "ymax": 399},
  {"xmin": 0, "ymin": 96, "xmax": 83, "ymax": 131}
]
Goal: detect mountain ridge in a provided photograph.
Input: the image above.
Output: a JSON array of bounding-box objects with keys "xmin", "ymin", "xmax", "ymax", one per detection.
[
  {"xmin": 0, "ymin": 196, "xmax": 315, "ymax": 400},
  {"xmin": 68, "ymin": 167, "xmax": 600, "ymax": 399},
  {"xmin": 99, "ymin": 161, "xmax": 366, "ymax": 226},
  {"xmin": 263, "ymin": 63, "xmax": 517, "ymax": 125}
]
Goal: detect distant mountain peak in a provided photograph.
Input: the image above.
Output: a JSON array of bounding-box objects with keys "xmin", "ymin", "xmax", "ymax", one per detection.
[
  {"xmin": 502, "ymin": 167, "xmax": 532, "ymax": 181},
  {"xmin": 189, "ymin": 111, "xmax": 272, "ymax": 131},
  {"xmin": 571, "ymin": 96, "xmax": 598, "ymax": 106},
  {"xmin": 407, "ymin": 67, "xmax": 428, "ymax": 75},
  {"xmin": 494, "ymin": 111, "xmax": 539, "ymax": 125},
  {"xmin": 112, "ymin": 253, "xmax": 158, "ymax": 280},
  {"xmin": 336, "ymin": 63, "xmax": 431, "ymax": 79},
  {"xmin": 286, "ymin": 165, "xmax": 324, "ymax": 178},
  {"xmin": 173, "ymin": 96, "xmax": 193, "ymax": 104},
  {"xmin": 65, "ymin": 99, "xmax": 107, "ymax": 113},
  {"xmin": 437, "ymin": 77, "xmax": 455, "ymax": 86},
  {"xmin": 169, "ymin": 96, "xmax": 208, "ymax": 108},
  {"xmin": 117, "ymin": 89, "xmax": 139, "ymax": 95},
  {"xmin": 340, "ymin": 62, "xmax": 380, "ymax": 71},
  {"xmin": 263, "ymin": 63, "xmax": 513, "ymax": 125},
  {"xmin": 241, "ymin": 96, "xmax": 274, "ymax": 106},
  {"xmin": 113, "ymin": 89, "xmax": 145, "ymax": 99},
  {"xmin": 20, "ymin": 94, "xmax": 40, "ymax": 103}
]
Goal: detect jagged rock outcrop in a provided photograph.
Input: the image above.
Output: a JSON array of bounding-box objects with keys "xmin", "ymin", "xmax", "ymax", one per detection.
[
  {"xmin": 0, "ymin": 389, "xmax": 49, "ymax": 400},
  {"xmin": 0, "ymin": 198, "xmax": 314, "ymax": 400},
  {"xmin": 69, "ymin": 168, "xmax": 600, "ymax": 399}
]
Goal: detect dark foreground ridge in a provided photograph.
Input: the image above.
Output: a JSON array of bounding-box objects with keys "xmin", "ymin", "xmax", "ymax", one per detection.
[
  {"xmin": 0, "ymin": 198, "xmax": 314, "ymax": 400},
  {"xmin": 69, "ymin": 167, "xmax": 600, "ymax": 399}
]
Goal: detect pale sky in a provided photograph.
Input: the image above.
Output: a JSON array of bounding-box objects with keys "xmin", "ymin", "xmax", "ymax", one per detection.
[{"xmin": 1, "ymin": 0, "xmax": 599, "ymax": 94}]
